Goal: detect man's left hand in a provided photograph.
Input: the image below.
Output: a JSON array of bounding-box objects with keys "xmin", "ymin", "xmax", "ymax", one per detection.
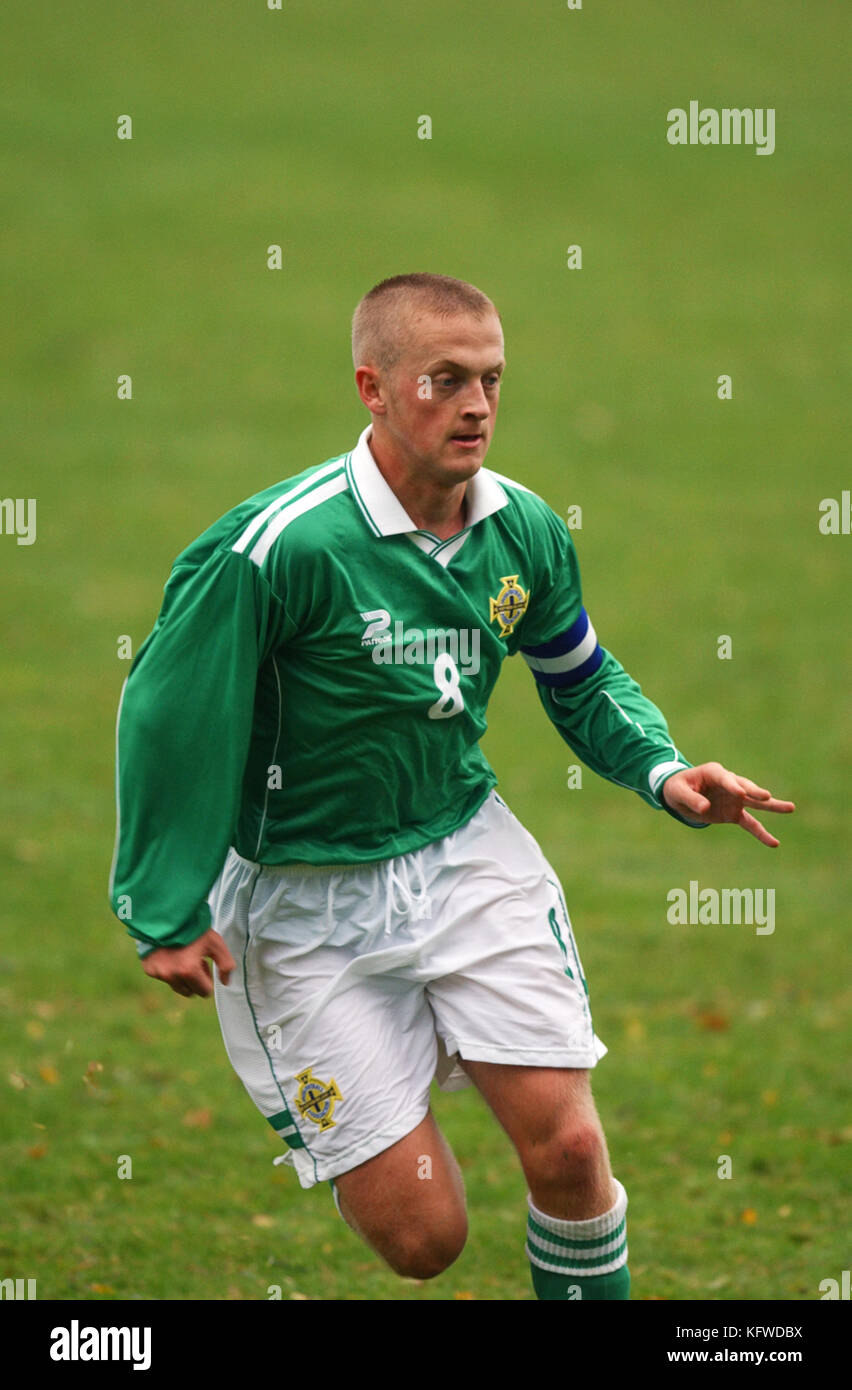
[{"xmin": 662, "ymin": 763, "xmax": 795, "ymax": 847}]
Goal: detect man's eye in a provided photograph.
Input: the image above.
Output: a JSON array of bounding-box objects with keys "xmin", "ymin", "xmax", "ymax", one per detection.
[{"xmin": 437, "ymin": 377, "xmax": 456, "ymax": 388}]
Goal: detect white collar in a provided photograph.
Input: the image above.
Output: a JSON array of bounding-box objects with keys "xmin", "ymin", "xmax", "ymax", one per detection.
[{"xmin": 346, "ymin": 424, "xmax": 509, "ymax": 538}]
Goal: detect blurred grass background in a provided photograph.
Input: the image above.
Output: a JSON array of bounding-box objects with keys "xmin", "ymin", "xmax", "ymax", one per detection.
[{"xmin": 0, "ymin": 0, "xmax": 848, "ymax": 1300}]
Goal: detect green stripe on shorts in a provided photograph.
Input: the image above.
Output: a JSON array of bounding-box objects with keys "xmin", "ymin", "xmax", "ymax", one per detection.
[{"xmin": 267, "ymin": 1108, "xmax": 305, "ymax": 1150}]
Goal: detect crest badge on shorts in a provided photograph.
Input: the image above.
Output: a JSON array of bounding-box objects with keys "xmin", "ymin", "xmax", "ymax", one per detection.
[
  {"xmin": 293, "ymin": 1067, "xmax": 344, "ymax": 1132},
  {"xmin": 489, "ymin": 575, "xmax": 529, "ymax": 637}
]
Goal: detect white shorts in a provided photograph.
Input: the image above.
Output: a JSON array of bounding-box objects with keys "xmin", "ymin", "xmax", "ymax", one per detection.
[{"xmin": 210, "ymin": 790, "xmax": 607, "ymax": 1189}]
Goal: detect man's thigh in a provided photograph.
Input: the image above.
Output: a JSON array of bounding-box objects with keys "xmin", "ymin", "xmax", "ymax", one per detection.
[
  {"xmin": 334, "ymin": 1108, "xmax": 467, "ymax": 1277},
  {"xmin": 460, "ymin": 1060, "xmax": 616, "ymax": 1217},
  {"xmin": 459, "ymin": 1061, "xmax": 601, "ymax": 1146}
]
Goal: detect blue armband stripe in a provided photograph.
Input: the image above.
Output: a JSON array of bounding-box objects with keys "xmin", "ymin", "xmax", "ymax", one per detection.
[
  {"xmin": 521, "ymin": 608, "xmax": 589, "ymax": 659},
  {"xmin": 528, "ymin": 646, "xmax": 604, "ymax": 688},
  {"xmin": 521, "ymin": 609, "xmax": 603, "ymax": 686}
]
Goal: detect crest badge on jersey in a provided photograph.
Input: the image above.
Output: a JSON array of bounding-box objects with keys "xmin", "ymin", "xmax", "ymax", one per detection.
[
  {"xmin": 293, "ymin": 1067, "xmax": 344, "ymax": 1132},
  {"xmin": 489, "ymin": 575, "xmax": 529, "ymax": 637}
]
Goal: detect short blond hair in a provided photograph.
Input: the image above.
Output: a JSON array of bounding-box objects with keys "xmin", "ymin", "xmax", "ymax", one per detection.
[{"xmin": 351, "ymin": 272, "xmax": 498, "ymax": 372}]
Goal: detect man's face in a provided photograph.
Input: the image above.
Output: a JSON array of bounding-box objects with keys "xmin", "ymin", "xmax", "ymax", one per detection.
[{"xmin": 371, "ymin": 309, "xmax": 505, "ymax": 485}]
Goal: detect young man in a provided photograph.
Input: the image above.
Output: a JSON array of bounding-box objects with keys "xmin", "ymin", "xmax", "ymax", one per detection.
[{"xmin": 109, "ymin": 273, "xmax": 794, "ymax": 1299}]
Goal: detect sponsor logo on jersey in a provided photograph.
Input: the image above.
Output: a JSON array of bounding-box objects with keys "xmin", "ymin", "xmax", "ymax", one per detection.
[
  {"xmin": 359, "ymin": 610, "xmax": 481, "ymax": 675},
  {"xmin": 489, "ymin": 575, "xmax": 529, "ymax": 636},
  {"xmin": 293, "ymin": 1067, "xmax": 343, "ymax": 1132}
]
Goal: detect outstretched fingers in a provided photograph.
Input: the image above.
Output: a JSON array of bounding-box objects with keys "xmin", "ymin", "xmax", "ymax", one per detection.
[
  {"xmin": 730, "ymin": 773, "xmax": 796, "ymax": 814},
  {"xmin": 739, "ymin": 808, "xmax": 781, "ymax": 849}
]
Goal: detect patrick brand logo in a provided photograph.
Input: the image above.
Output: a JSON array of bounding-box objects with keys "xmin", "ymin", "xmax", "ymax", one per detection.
[
  {"xmin": 667, "ymin": 102, "xmax": 775, "ymax": 155},
  {"xmin": 360, "ymin": 609, "xmax": 480, "ymax": 674},
  {"xmin": 50, "ymin": 1321, "xmax": 152, "ymax": 1371}
]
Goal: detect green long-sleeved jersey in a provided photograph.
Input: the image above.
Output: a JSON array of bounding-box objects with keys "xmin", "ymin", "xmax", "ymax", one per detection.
[{"xmin": 109, "ymin": 424, "xmax": 703, "ymax": 956}]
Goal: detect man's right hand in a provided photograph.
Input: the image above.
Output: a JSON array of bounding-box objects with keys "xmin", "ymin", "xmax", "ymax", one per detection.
[{"xmin": 142, "ymin": 929, "xmax": 236, "ymax": 998}]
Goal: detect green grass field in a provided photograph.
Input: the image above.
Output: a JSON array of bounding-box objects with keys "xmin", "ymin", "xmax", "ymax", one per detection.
[{"xmin": 0, "ymin": 1, "xmax": 848, "ymax": 1300}]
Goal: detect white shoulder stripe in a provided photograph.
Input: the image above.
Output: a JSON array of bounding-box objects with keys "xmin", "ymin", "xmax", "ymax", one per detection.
[
  {"xmin": 232, "ymin": 458, "xmax": 346, "ymax": 556},
  {"xmin": 248, "ymin": 471, "xmax": 349, "ymax": 567}
]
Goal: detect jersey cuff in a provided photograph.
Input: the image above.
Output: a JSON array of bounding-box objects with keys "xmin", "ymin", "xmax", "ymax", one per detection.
[
  {"xmin": 649, "ymin": 760, "xmax": 712, "ymax": 829},
  {"xmin": 128, "ymin": 919, "xmax": 210, "ymax": 957},
  {"xmin": 662, "ymin": 801, "xmax": 712, "ymax": 829}
]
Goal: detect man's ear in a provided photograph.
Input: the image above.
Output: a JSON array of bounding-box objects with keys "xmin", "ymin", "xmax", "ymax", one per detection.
[{"xmin": 355, "ymin": 365, "xmax": 387, "ymax": 415}]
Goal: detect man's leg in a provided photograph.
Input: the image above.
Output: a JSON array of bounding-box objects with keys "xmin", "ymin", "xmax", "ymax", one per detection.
[
  {"xmin": 334, "ymin": 1109, "xmax": 467, "ymax": 1280},
  {"xmin": 461, "ymin": 1060, "xmax": 629, "ymax": 1300},
  {"xmin": 210, "ymin": 853, "xmax": 469, "ymax": 1282}
]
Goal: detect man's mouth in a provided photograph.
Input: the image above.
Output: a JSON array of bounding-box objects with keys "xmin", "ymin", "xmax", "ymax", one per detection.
[{"xmin": 450, "ymin": 433, "xmax": 484, "ymax": 444}]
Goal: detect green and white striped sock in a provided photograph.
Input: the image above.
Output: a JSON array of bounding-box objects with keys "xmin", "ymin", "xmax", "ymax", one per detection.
[{"xmin": 526, "ymin": 1180, "xmax": 630, "ymax": 1300}]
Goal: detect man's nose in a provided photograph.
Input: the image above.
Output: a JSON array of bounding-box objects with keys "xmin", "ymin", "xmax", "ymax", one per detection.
[{"xmin": 460, "ymin": 381, "xmax": 491, "ymax": 416}]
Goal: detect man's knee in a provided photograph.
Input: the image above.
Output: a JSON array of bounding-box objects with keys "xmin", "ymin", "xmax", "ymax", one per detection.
[
  {"xmin": 337, "ymin": 1183, "xmax": 468, "ymax": 1278},
  {"xmin": 382, "ymin": 1209, "xmax": 468, "ymax": 1280},
  {"xmin": 521, "ymin": 1116, "xmax": 608, "ymax": 1190},
  {"xmin": 333, "ymin": 1113, "xmax": 468, "ymax": 1279}
]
